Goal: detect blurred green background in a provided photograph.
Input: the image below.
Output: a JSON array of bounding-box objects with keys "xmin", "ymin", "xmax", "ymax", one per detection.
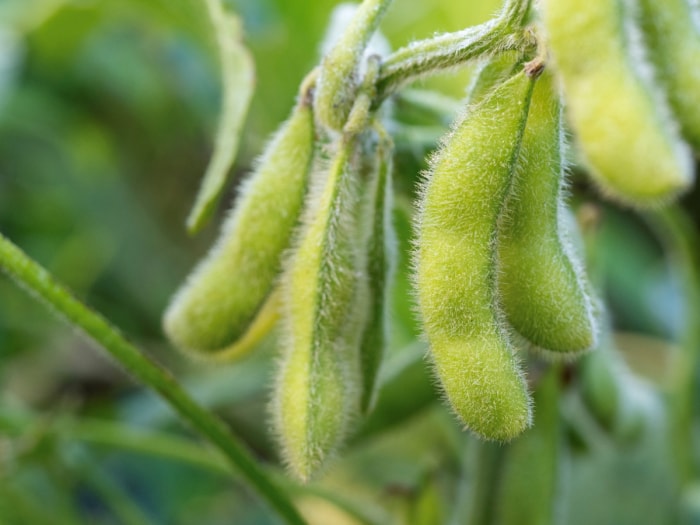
[{"xmin": 1, "ymin": 0, "xmax": 699, "ymax": 524}]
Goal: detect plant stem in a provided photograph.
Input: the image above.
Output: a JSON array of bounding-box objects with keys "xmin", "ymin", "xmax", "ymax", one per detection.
[
  {"xmin": 0, "ymin": 233, "xmax": 306, "ymax": 525},
  {"xmin": 374, "ymin": 0, "xmax": 533, "ymax": 102}
]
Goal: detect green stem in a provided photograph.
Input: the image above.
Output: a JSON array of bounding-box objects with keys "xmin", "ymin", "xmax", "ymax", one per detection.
[
  {"xmin": 375, "ymin": 0, "xmax": 533, "ymax": 102},
  {"xmin": 0, "ymin": 233, "xmax": 306, "ymax": 525},
  {"xmin": 644, "ymin": 207, "xmax": 700, "ymax": 484}
]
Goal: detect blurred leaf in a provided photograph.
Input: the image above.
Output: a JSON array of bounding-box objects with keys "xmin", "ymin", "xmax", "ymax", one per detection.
[{"xmin": 186, "ymin": 0, "xmax": 254, "ymax": 233}]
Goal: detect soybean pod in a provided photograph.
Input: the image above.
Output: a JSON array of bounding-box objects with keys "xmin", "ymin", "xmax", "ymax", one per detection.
[
  {"xmin": 163, "ymin": 79, "xmax": 315, "ymax": 358},
  {"xmin": 414, "ymin": 68, "xmax": 538, "ymax": 441},
  {"xmin": 498, "ymin": 70, "xmax": 597, "ymax": 354},
  {"xmin": 273, "ymin": 61, "xmax": 380, "ymax": 480},
  {"xmin": 540, "ymin": 0, "xmax": 693, "ymax": 205},
  {"xmin": 466, "ymin": 50, "xmax": 521, "ymax": 106},
  {"xmin": 637, "ymin": 0, "xmax": 700, "ymax": 151},
  {"xmin": 358, "ymin": 124, "xmax": 396, "ymax": 413},
  {"xmin": 273, "ymin": 135, "xmax": 363, "ymax": 481}
]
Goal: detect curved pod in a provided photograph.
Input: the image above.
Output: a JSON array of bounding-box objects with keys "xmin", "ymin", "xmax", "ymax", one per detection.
[
  {"xmin": 274, "ymin": 135, "xmax": 365, "ymax": 481},
  {"xmin": 163, "ymin": 96, "xmax": 315, "ymax": 357},
  {"xmin": 540, "ymin": 0, "xmax": 693, "ymax": 204},
  {"xmin": 499, "ymin": 71, "xmax": 597, "ymax": 354},
  {"xmin": 414, "ymin": 71, "xmax": 536, "ymax": 441}
]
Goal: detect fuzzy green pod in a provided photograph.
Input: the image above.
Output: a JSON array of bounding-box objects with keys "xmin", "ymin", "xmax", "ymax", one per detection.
[
  {"xmin": 357, "ymin": 125, "xmax": 396, "ymax": 413},
  {"xmin": 314, "ymin": 0, "xmax": 392, "ymax": 130},
  {"xmin": 163, "ymin": 90, "xmax": 315, "ymax": 357},
  {"xmin": 540, "ymin": 0, "xmax": 694, "ymax": 205},
  {"xmin": 273, "ymin": 134, "xmax": 365, "ymax": 481},
  {"xmin": 414, "ymin": 69, "xmax": 537, "ymax": 441},
  {"xmin": 494, "ymin": 367, "xmax": 562, "ymax": 525},
  {"xmin": 498, "ymin": 71, "xmax": 597, "ymax": 354},
  {"xmin": 637, "ymin": 0, "xmax": 700, "ymax": 151},
  {"xmin": 466, "ymin": 51, "xmax": 520, "ymax": 106}
]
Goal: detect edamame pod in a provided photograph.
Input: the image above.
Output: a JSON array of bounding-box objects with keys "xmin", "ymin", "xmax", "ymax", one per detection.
[
  {"xmin": 163, "ymin": 86, "xmax": 315, "ymax": 357},
  {"xmin": 415, "ymin": 69, "xmax": 537, "ymax": 441},
  {"xmin": 314, "ymin": 0, "xmax": 392, "ymax": 130},
  {"xmin": 466, "ymin": 50, "xmax": 520, "ymax": 106},
  {"xmin": 637, "ymin": 0, "xmax": 700, "ymax": 151},
  {"xmin": 358, "ymin": 125, "xmax": 396, "ymax": 413},
  {"xmin": 499, "ymin": 71, "xmax": 597, "ymax": 354},
  {"xmin": 273, "ymin": 61, "xmax": 383, "ymax": 479},
  {"xmin": 540, "ymin": 0, "xmax": 694, "ymax": 205},
  {"xmin": 273, "ymin": 134, "xmax": 364, "ymax": 481}
]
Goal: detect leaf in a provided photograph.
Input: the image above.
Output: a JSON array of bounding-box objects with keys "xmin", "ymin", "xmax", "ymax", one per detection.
[{"xmin": 186, "ymin": 0, "xmax": 254, "ymax": 234}]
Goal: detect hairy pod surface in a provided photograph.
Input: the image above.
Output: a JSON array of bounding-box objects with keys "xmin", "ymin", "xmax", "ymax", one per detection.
[
  {"xmin": 163, "ymin": 95, "xmax": 315, "ymax": 357},
  {"xmin": 494, "ymin": 367, "xmax": 562, "ymax": 525},
  {"xmin": 274, "ymin": 132, "xmax": 365, "ymax": 481},
  {"xmin": 466, "ymin": 51, "xmax": 520, "ymax": 106},
  {"xmin": 540, "ymin": 0, "xmax": 694, "ymax": 205},
  {"xmin": 358, "ymin": 125, "xmax": 396, "ymax": 413},
  {"xmin": 637, "ymin": 0, "xmax": 700, "ymax": 151},
  {"xmin": 414, "ymin": 70, "xmax": 536, "ymax": 441},
  {"xmin": 314, "ymin": 0, "xmax": 392, "ymax": 130},
  {"xmin": 498, "ymin": 71, "xmax": 597, "ymax": 354}
]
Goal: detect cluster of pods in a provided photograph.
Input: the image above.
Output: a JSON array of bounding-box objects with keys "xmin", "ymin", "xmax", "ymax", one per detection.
[{"xmin": 163, "ymin": 0, "xmax": 699, "ymax": 480}]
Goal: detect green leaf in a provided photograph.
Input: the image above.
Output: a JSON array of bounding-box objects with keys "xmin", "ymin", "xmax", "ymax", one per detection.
[{"xmin": 186, "ymin": 0, "xmax": 254, "ymax": 234}]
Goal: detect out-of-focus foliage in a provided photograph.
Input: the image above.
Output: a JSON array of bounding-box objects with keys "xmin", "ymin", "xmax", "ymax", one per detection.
[{"xmin": 0, "ymin": 0, "xmax": 699, "ymax": 524}]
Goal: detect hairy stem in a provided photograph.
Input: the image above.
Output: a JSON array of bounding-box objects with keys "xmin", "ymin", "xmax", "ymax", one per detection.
[
  {"xmin": 0, "ymin": 233, "xmax": 306, "ymax": 525},
  {"xmin": 375, "ymin": 0, "xmax": 533, "ymax": 102}
]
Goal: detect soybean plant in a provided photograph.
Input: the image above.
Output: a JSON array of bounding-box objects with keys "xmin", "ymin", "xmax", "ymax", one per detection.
[{"xmin": 2, "ymin": 0, "xmax": 699, "ymax": 522}]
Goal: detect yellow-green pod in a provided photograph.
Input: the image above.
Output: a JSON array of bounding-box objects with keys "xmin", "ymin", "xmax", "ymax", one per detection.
[
  {"xmin": 498, "ymin": 71, "xmax": 597, "ymax": 354},
  {"xmin": 358, "ymin": 125, "xmax": 396, "ymax": 413},
  {"xmin": 273, "ymin": 134, "xmax": 364, "ymax": 481},
  {"xmin": 637, "ymin": 0, "xmax": 700, "ymax": 151},
  {"xmin": 414, "ymin": 69, "xmax": 537, "ymax": 441},
  {"xmin": 466, "ymin": 51, "xmax": 521, "ymax": 106},
  {"xmin": 210, "ymin": 287, "xmax": 281, "ymax": 362},
  {"xmin": 314, "ymin": 0, "xmax": 392, "ymax": 130},
  {"xmin": 163, "ymin": 89, "xmax": 315, "ymax": 357},
  {"xmin": 540, "ymin": 0, "xmax": 694, "ymax": 205}
]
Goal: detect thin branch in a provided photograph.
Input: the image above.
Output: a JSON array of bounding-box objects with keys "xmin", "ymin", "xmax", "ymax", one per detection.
[
  {"xmin": 375, "ymin": 0, "xmax": 533, "ymax": 102},
  {"xmin": 0, "ymin": 232, "xmax": 306, "ymax": 525}
]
